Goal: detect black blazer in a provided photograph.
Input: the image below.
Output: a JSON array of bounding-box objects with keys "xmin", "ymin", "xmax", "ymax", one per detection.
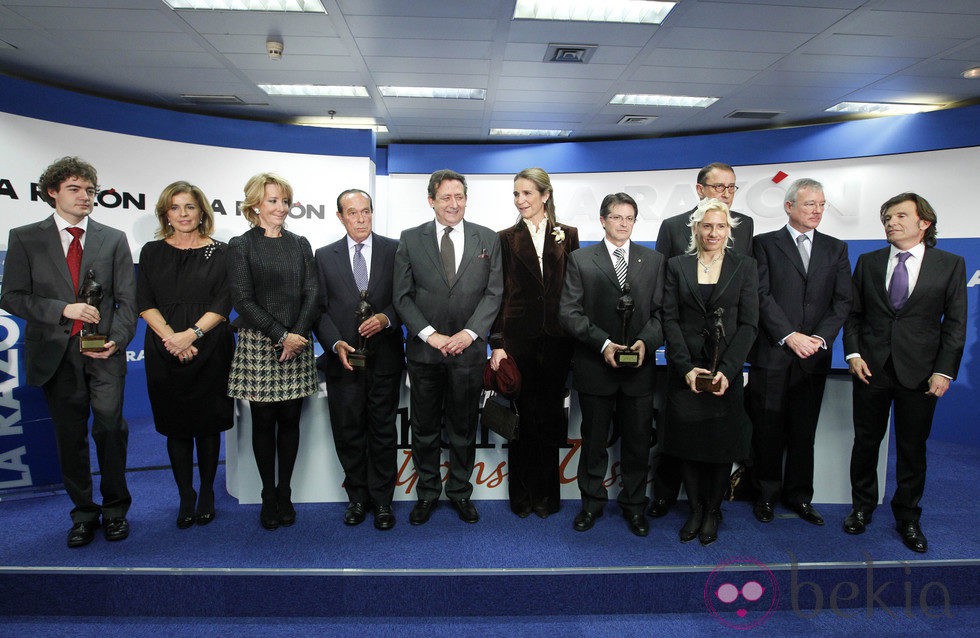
[
  {"xmin": 843, "ymin": 246, "xmax": 967, "ymax": 389},
  {"xmin": 656, "ymin": 208, "xmax": 754, "ymax": 259},
  {"xmin": 489, "ymin": 220, "xmax": 579, "ymax": 350},
  {"xmin": 313, "ymin": 233, "xmax": 404, "ymax": 378},
  {"xmin": 664, "ymin": 250, "xmax": 759, "ymax": 383},
  {"xmin": 0, "ymin": 216, "xmax": 137, "ymax": 386},
  {"xmin": 559, "ymin": 241, "xmax": 665, "ymax": 397},
  {"xmin": 749, "ymin": 227, "xmax": 852, "ymax": 373}
]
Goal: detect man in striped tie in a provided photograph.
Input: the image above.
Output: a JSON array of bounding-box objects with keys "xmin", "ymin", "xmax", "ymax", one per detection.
[
  {"xmin": 0, "ymin": 157, "xmax": 136, "ymax": 548},
  {"xmin": 560, "ymin": 193, "xmax": 665, "ymax": 537}
]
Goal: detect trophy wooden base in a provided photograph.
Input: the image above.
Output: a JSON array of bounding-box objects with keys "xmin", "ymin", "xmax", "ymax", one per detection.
[
  {"xmin": 348, "ymin": 352, "xmax": 367, "ymax": 369},
  {"xmin": 614, "ymin": 349, "xmax": 640, "ymax": 368},
  {"xmin": 79, "ymin": 334, "xmax": 108, "ymax": 353},
  {"xmin": 695, "ymin": 373, "xmax": 721, "ymax": 392}
]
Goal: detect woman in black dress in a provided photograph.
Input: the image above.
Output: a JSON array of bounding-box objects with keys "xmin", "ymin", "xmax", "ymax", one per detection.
[
  {"xmin": 489, "ymin": 168, "xmax": 578, "ymax": 518},
  {"xmin": 662, "ymin": 198, "xmax": 758, "ymax": 545},
  {"xmin": 227, "ymin": 173, "xmax": 318, "ymax": 531},
  {"xmin": 138, "ymin": 181, "xmax": 234, "ymax": 529}
]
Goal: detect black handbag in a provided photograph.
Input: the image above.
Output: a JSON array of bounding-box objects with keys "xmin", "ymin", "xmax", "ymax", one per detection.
[{"xmin": 481, "ymin": 391, "xmax": 520, "ymax": 441}]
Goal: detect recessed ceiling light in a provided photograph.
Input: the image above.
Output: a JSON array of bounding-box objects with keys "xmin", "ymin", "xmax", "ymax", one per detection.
[
  {"xmin": 825, "ymin": 101, "xmax": 942, "ymax": 115},
  {"xmin": 962, "ymin": 67, "xmax": 980, "ymax": 79},
  {"xmin": 258, "ymin": 84, "xmax": 369, "ymax": 97},
  {"xmin": 514, "ymin": 0, "xmax": 676, "ymax": 24},
  {"xmin": 610, "ymin": 94, "xmax": 718, "ymax": 108},
  {"xmin": 379, "ymin": 86, "xmax": 486, "ymax": 100},
  {"xmin": 163, "ymin": 0, "xmax": 325, "ymax": 11},
  {"xmin": 489, "ymin": 128, "xmax": 571, "ymax": 137},
  {"xmin": 291, "ymin": 116, "xmax": 387, "ymax": 133}
]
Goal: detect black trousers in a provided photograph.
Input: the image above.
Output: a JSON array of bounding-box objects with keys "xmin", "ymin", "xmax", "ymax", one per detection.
[
  {"xmin": 577, "ymin": 389, "xmax": 653, "ymax": 514},
  {"xmin": 42, "ymin": 339, "xmax": 130, "ymax": 523},
  {"xmin": 407, "ymin": 357, "xmax": 483, "ymax": 501},
  {"xmin": 747, "ymin": 361, "xmax": 827, "ymax": 506},
  {"xmin": 325, "ymin": 366, "xmax": 401, "ymax": 506},
  {"xmin": 850, "ymin": 358, "xmax": 937, "ymax": 522}
]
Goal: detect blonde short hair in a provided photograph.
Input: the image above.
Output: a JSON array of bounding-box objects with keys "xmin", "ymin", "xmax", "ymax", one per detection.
[
  {"xmin": 685, "ymin": 198, "xmax": 740, "ymax": 254},
  {"xmin": 241, "ymin": 172, "xmax": 293, "ymax": 226}
]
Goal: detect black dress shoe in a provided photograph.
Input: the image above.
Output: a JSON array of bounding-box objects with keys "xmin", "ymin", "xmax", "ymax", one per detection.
[
  {"xmin": 647, "ymin": 498, "xmax": 671, "ymax": 519},
  {"xmin": 679, "ymin": 507, "xmax": 704, "ymax": 543},
  {"xmin": 409, "ymin": 499, "xmax": 437, "ymax": 525},
  {"xmin": 699, "ymin": 510, "xmax": 720, "ymax": 546},
  {"xmin": 195, "ymin": 507, "xmax": 216, "ymax": 526},
  {"xmin": 177, "ymin": 490, "xmax": 197, "ymax": 529},
  {"xmin": 753, "ymin": 501, "xmax": 775, "ymax": 524},
  {"xmin": 450, "ymin": 498, "xmax": 480, "ymax": 523},
  {"xmin": 843, "ymin": 509, "xmax": 872, "ymax": 535},
  {"xmin": 344, "ymin": 502, "xmax": 368, "ymax": 526},
  {"xmin": 532, "ymin": 497, "xmax": 556, "ymax": 519},
  {"xmin": 624, "ymin": 512, "xmax": 649, "ymax": 537},
  {"xmin": 897, "ymin": 520, "xmax": 928, "ymax": 553},
  {"xmin": 512, "ymin": 501, "xmax": 533, "ymax": 518},
  {"xmin": 177, "ymin": 512, "xmax": 195, "ymax": 529},
  {"xmin": 277, "ymin": 488, "xmax": 296, "ymax": 527},
  {"xmin": 573, "ymin": 509, "xmax": 601, "ymax": 532},
  {"xmin": 788, "ymin": 502, "xmax": 825, "ymax": 526},
  {"xmin": 373, "ymin": 504, "xmax": 395, "ymax": 530},
  {"xmin": 67, "ymin": 520, "xmax": 99, "ymax": 548},
  {"xmin": 103, "ymin": 517, "xmax": 130, "ymax": 542},
  {"xmin": 195, "ymin": 490, "xmax": 215, "ymax": 526},
  {"xmin": 260, "ymin": 492, "xmax": 279, "ymax": 530}
]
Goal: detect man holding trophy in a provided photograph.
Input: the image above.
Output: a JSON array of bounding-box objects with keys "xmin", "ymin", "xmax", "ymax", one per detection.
[
  {"xmin": 0, "ymin": 157, "xmax": 137, "ymax": 548},
  {"xmin": 560, "ymin": 193, "xmax": 665, "ymax": 537},
  {"xmin": 314, "ymin": 189, "xmax": 404, "ymax": 531}
]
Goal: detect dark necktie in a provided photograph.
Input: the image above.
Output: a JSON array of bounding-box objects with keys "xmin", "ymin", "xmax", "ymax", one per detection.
[
  {"xmin": 66, "ymin": 227, "xmax": 84, "ymax": 336},
  {"xmin": 889, "ymin": 251, "xmax": 911, "ymax": 311},
  {"xmin": 353, "ymin": 242, "xmax": 368, "ymax": 292},
  {"xmin": 441, "ymin": 226, "xmax": 456, "ymax": 285}
]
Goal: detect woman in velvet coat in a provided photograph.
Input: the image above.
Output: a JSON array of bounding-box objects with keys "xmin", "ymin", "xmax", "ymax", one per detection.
[{"xmin": 489, "ymin": 168, "xmax": 579, "ymax": 518}]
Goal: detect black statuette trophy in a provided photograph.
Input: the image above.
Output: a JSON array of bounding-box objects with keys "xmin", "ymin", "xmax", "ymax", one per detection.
[
  {"xmin": 348, "ymin": 290, "xmax": 372, "ymax": 369},
  {"xmin": 614, "ymin": 282, "xmax": 640, "ymax": 368},
  {"xmin": 78, "ymin": 269, "xmax": 107, "ymax": 352},
  {"xmin": 695, "ymin": 308, "xmax": 725, "ymax": 392}
]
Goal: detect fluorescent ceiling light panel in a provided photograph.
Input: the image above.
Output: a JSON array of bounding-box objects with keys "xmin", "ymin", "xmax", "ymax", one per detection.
[
  {"xmin": 490, "ymin": 128, "xmax": 571, "ymax": 137},
  {"xmin": 610, "ymin": 94, "xmax": 718, "ymax": 108},
  {"xmin": 258, "ymin": 84, "xmax": 368, "ymax": 97},
  {"xmin": 513, "ymin": 0, "xmax": 676, "ymax": 24},
  {"xmin": 291, "ymin": 116, "xmax": 388, "ymax": 133},
  {"xmin": 163, "ymin": 0, "xmax": 325, "ymax": 11},
  {"xmin": 825, "ymin": 101, "xmax": 941, "ymax": 115},
  {"xmin": 379, "ymin": 86, "xmax": 486, "ymax": 100}
]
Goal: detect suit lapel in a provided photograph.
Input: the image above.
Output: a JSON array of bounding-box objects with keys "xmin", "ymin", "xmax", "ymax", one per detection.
[
  {"xmin": 332, "ymin": 237, "xmax": 359, "ymax": 296},
  {"xmin": 451, "ymin": 222, "xmax": 481, "ymax": 288},
  {"xmin": 774, "ymin": 226, "xmax": 807, "ymax": 278},
  {"xmin": 903, "ymin": 248, "xmax": 938, "ymax": 311},
  {"xmin": 625, "ymin": 241, "xmax": 648, "ymax": 290},
  {"xmin": 367, "ymin": 233, "xmax": 386, "ymax": 290},
  {"xmin": 591, "ymin": 243, "xmax": 620, "ymax": 289},
  {"xmin": 418, "ymin": 222, "xmax": 447, "ymax": 285},
  {"xmin": 40, "ymin": 217, "xmax": 75, "ymax": 292},
  {"xmin": 868, "ymin": 247, "xmax": 892, "ymax": 312},
  {"xmin": 707, "ymin": 250, "xmax": 740, "ymax": 307},
  {"xmin": 512, "ymin": 222, "xmax": 543, "ymax": 284},
  {"xmin": 78, "ymin": 219, "xmax": 106, "ymax": 287},
  {"xmin": 679, "ymin": 254, "xmax": 706, "ymax": 311}
]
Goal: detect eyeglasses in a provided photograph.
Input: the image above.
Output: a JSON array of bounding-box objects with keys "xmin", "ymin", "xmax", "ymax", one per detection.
[
  {"xmin": 606, "ymin": 214, "xmax": 636, "ymax": 224},
  {"xmin": 794, "ymin": 200, "xmax": 826, "ymax": 211},
  {"xmin": 702, "ymin": 183, "xmax": 739, "ymax": 194}
]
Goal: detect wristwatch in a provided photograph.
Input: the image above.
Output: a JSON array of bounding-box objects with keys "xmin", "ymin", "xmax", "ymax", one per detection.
[{"xmin": 191, "ymin": 325, "xmax": 205, "ymax": 339}]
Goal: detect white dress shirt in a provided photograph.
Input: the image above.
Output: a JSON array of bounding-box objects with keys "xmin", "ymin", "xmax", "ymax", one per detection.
[
  {"xmin": 419, "ymin": 219, "xmax": 476, "ymax": 343},
  {"xmin": 54, "ymin": 213, "xmax": 89, "ymax": 256}
]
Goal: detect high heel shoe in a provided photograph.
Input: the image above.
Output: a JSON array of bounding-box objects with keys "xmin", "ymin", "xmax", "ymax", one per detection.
[
  {"xmin": 276, "ymin": 486, "xmax": 295, "ymax": 527},
  {"xmin": 679, "ymin": 505, "xmax": 704, "ymax": 543},
  {"xmin": 699, "ymin": 509, "xmax": 721, "ymax": 546},
  {"xmin": 195, "ymin": 489, "xmax": 216, "ymax": 526},
  {"xmin": 177, "ymin": 489, "xmax": 196, "ymax": 529}
]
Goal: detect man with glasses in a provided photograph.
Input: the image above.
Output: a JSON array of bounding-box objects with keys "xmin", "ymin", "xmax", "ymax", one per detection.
[
  {"xmin": 314, "ymin": 189, "xmax": 404, "ymax": 531},
  {"xmin": 649, "ymin": 162, "xmax": 755, "ymax": 519},
  {"xmin": 747, "ymin": 178, "xmax": 852, "ymax": 527},
  {"xmin": 560, "ymin": 193, "xmax": 665, "ymax": 536}
]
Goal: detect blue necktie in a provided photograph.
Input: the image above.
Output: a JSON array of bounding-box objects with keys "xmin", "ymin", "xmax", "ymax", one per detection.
[{"xmin": 353, "ymin": 242, "xmax": 368, "ymax": 292}]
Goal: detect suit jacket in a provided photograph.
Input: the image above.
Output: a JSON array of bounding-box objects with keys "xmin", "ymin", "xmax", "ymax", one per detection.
[
  {"xmin": 663, "ymin": 250, "xmax": 759, "ymax": 383},
  {"xmin": 489, "ymin": 220, "xmax": 579, "ymax": 350},
  {"xmin": 843, "ymin": 245, "xmax": 967, "ymax": 389},
  {"xmin": 559, "ymin": 241, "xmax": 665, "ymax": 396},
  {"xmin": 656, "ymin": 208, "xmax": 754, "ymax": 259},
  {"xmin": 393, "ymin": 220, "xmax": 503, "ymax": 365},
  {"xmin": 313, "ymin": 233, "xmax": 404, "ymax": 379},
  {"xmin": 749, "ymin": 227, "xmax": 852, "ymax": 373},
  {"xmin": 0, "ymin": 215, "xmax": 137, "ymax": 386}
]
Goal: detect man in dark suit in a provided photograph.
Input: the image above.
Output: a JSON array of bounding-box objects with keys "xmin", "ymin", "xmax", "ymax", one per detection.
[
  {"xmin": 844, "ymin": 192, "xmax": 966, "ymax": 553},
  {"xmin": 747, "ymin": 178, "xmax": 852, "ymax": 526},
  {"xmin": 560, "ymin": 192, "xmax": 665, "ymax": 537},
  {"xmin": 393, "ymin": 169, "xmax": 503, "ymax": 525},
  {"xmin": 0, "ymin": 157, "xmax": 136, "ymax": 548},
  {"xmin": 650, "ymin": 162, "xmax": 754, "ymax": 519},
  {"xmin": 314, "ymin": 189, "xmax": 404, "ymax": 531}
]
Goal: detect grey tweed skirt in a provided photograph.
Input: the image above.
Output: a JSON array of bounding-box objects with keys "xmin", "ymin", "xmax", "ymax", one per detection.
[{"xmin": 227, "ymin": 328, "xmax": 317, "ymax": 402}]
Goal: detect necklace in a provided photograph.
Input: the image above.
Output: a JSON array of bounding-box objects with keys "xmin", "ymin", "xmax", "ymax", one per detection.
[{"xmin": 697, "ymin": 252, "xmax": 722, "ymax": 273}]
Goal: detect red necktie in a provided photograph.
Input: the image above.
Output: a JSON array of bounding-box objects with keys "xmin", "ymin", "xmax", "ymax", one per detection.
[{"xmin": 66, "ymin": 227, "xmax": 84, "ymax": 337}]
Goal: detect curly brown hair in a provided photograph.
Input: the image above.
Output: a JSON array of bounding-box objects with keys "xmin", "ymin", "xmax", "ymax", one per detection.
[{"xmin": 37, "ymin": 157, "xmax": 98, "ymax": 208}]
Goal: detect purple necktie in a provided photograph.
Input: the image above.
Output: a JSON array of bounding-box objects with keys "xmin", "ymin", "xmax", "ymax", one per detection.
[{"xmin": 889, "ymin": 252, "xmax": 911, "ymax": 310}]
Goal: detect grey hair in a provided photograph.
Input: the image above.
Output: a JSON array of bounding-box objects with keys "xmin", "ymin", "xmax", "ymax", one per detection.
[{"xmin": 784, "ymin": 178, "xmax": 823, "ymax": 205}]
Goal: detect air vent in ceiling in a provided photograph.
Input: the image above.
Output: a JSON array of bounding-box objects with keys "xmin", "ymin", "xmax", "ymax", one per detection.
[
  {"xmin": 725, "ymin": 110, "xmax": 782, "ymax": 120},
  {"xmin": 181, "ymin": 94, "xmax": 246, "ymax": 105},
  {"xmin": 544, "ymin": 43, "xmax": 597, "ymax": 64},
  {"xmin": 617, "ymin": 115, "xmax": 658, "ymax": 126}
]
